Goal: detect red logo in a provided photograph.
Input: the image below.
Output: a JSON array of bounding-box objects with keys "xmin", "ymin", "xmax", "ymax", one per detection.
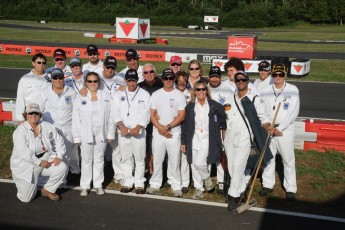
[
  {"xmin": 294, "ymin": 65, "xmax": 303, "ymax": 73},
  {"xmin": 215, "ymin": 61, "xmax": 224, "ymax": 68},
  {"xmin": 244, "ymin": 62, "xmax": 252, "ymax": 71},
  {"xmin": 140, "ymin": 22, "xmax": 148, "ymax": 37},
  {"xmin": 119, "ymin": 20, "xmax": 136, "ymax": 37}
]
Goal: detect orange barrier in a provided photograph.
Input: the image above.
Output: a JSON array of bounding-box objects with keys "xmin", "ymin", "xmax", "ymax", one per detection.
[{"xmin": 0, "ymin": 100, "xmax": 12, "ymax": 125}]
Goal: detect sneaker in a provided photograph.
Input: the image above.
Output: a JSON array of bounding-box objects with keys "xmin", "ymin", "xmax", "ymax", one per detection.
[
  {"xmin": 114, "ymin": 178, "xmax": 124, "ymax": 185},
  {"xmin": 203, "ymin": 177, "xmax": 214, "ymax": 192},
  {"xmin": 135, "ymin": 187, "xmax": 145, "ymax": 194},
  {"xmin": 80, "ymin": 189, "xmax": 88, "ymax": 197},
  {"xmin": 162, "ymin": 182, "xmax": 171, "ymax": 188},
  {"xmin": 259, "ymin": 187, "xmax": 273, "ymax": 196},
  {"xmin": 286, "ymin": 192, "xmax": 296, "ymax": 201},
  {"xmin": 192, "ymin": 189, "xmax": 204, "ymax": 200},
  {"xmin": 173, "ymin": 189, "xmax": 183, "ymax": 197},
  {"xmin": 41, "ymin": 187, "xmax": 61, "ymax": 201},
  {"xmin": 181, "ymin": 187, "xmax": 189, "ymax": 193},
  {"xmin": 146, "ymin": 186, "xmax": 159, "ymax": 194},
  {"xmin": 120, "ymin": 187, "xmax": 131, "ymax": 193},
  {"xmin": 96, "ymin": 187, "xmax": 105, "ymax": 195}
]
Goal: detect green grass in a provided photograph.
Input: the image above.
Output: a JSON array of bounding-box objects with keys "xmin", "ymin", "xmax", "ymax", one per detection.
[{"xmin": 0, "ymin": 125, "xmax": 15, "ymax": 178}]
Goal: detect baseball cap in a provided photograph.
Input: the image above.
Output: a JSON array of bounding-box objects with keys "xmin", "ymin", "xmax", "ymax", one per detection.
[
  {"xmin": 234, "ymin": 71, "xmax": 249, "ymax": 80},
  {"xmin": 125, "ymin": 69, "xmax": 139, "ymax": 81},
  {"xmin": 258, "ymin": 60, "xmax": 271, "ymax": 71},
  {"xmin": 272, "ymin": 63, "xmax": 287, "ymax": 74},
  {"xmin": 161, "ymin": 69, "xmax": 175, "ymax": 80},
  {"xmin": 104, "ymin": 56, "xmax": 117, "ymax": 68},
  {"xmin": 170, "ymin": 56, "xmax": 182, "ymax": 65},
  {"xmin": 125, "ymin": 49, "xmax": 139, "ymax": 60},
  {"xmin": 51, "ymin": 68, "xmax": 64, "ymax": 78},
  {"xmin": 53, "ymin": 49, "xmax": 66, "ymax": 59},
  {"xmin": 209, "ymin": 66, "xmax": 221, "ymax": 78},
  {"xmin": 25, "ymin": 103, "xmax": 41, "ymax": 114},
  {"xmin": 69, "ymin": 57, "xmax": 82, "ymax": 67},
  {"xmin": 87, "ymin": 44, "xmax": 98, "ymax": 55}
]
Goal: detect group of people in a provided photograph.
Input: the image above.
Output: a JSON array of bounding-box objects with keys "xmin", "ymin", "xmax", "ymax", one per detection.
[{"xmin": 10, "ymin": 45, "xmax": 300, "ymax": 212}]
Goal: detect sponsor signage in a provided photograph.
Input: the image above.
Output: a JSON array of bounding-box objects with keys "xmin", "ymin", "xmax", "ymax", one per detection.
[
  {"xmin": 197, "ymin": 54, "xmax": 227, "ymax": 64},
  {"xmin": 228, "ymin": 35, "xmax": 257, "ymax": 59}
]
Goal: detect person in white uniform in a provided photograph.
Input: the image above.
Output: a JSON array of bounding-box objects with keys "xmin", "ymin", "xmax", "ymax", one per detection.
[
  {"xmin": 15, "ymin": 53, "xmax": 51, "ymax": 124},
  {"xmin": 181, "ymin": 80, "xmax": 227, "ymax": 199},
  {"xmin": 118, "ymin": 49, "xmax": 144, "ymax": 83},
  {"xmin": 146, "ymin": 69, "xmax": 186, "ymax": 197},
  {"xmin": 208, "ymin": 66, "xmax": 233, "ymax": 195},
  {"xmin": 46, "ymin": 49, "xmax": 72, "ymax": 80},
  {"xmin": 223, "ymin": 71, "xmax": 271, "ymax": 211},
  {"xmin": 72, "ymin": 72, "xmax": 113, "ymax": 196},
  {"xmin": 39, "ymin": 68, "xmax": 77, "ymax": 186},
  {"xmin": 11, "ymin": 103, "xmax": 67, "ymax": 202},
  {"xmin": 65, "ymin": 57, "xmax": 85, "ymax": 94},
  {"xmin": 110, "ymin": 69, "xmax": 151, "ymax": 194},
  {"xmin": 253, "ymin": 60, "xmax": 274, "ymax": 94},
  {"xmin": 82, "ymin": 44, "xmax": 104, "ymax": 76},
  {"xmin": 259, "ymin": 64, "xmax": 300, "ymax": 201}
]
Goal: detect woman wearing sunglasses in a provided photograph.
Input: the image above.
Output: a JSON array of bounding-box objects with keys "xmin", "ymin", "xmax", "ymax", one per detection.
[
  {"xmin": 181, "ymin": 80, "xmax": 227, "ymax": 199},
  {"xmin": 186, "ymin": 60, "xmax": 208, "ymax": 90},
  {"xmin": 72, "ymin": 72, "xmax": 113, "ymax": 196},
  {"xmin": 11, "ymin": 103, "xmax": 67, "ymax": 202}
]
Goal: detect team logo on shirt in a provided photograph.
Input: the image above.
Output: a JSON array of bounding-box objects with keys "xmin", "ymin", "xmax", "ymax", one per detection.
[
  {"xmin": 121, "ymin": 96, "xmax": 126, "ymax": 101},
  {"xmin": 219, "ymin": 97, "xmax": 225, "ymax": 105},
  {"xmin": 65, "ymin": 96, "xmax": 72, "ymax": 105},
  {"xmin": 283, "ymin": 103, "xmax": 289, "ymax": 110},
  {"xmin": 81, "ymin": 100, "xmax": 87, "ymax": 105},
  {"xmin": 169, "ymin": 99, "xmax": 175, "ymax": 108}
]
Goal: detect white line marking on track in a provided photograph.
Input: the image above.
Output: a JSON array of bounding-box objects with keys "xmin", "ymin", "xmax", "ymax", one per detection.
[{"xmin": 1, "ymin": 179, "xmax": 344, "ymax": 223}]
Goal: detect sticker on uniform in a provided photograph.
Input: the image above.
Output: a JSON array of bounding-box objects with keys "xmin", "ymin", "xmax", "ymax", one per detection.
[
  {"xmin": 169, "ymin": 99, "xmax": 175, "ymax": 108},
  {"xmin": 260, "ymin": 99, "xmax": 264, "ymax": 104},
  {"xmin": 224, "ymin": 103, "xmax": 231, "ymax": 111},
  {"xmin": 219, "ymin": 97, "xmax": 225, "ymax": 105},
  {"xmin": 283, "ymin": 102, "xmax": 289, "ymax": 110},
  {"xmin": 120, "ymin": 96, "xmax": 126, "ymax": 101},
  {"xmin": 214, "ymin": 115, "xmax": 218, "ymax": 122},
  {"xmin": 65, "ymin": 96, "xmax": 72, "ymax": 104},
  {"xmin": 82, "ymin": 100, "xmax": 87, "ymax": 105}
]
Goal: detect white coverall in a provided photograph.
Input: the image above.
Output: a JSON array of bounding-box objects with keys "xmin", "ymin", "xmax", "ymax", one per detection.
[
  {"xmin": 82, "ymin": 60, "xmax": 104, "ymax": 77},
  {"xmin": 110, "ymin": 87, "xmax": 151, "ymax": 188},
  {"xmin": 253, "ymin": 76, "xmax": 274, "ymax": 95},
  {"xmin": 10, "ymin": 121, "xmax": 67, "ymax": 202},
  {"xmin": 118, "ymin": 65, "xmax": 144, "ymax": 83},
  {"xmin": 224, "ymin": 93, "xmax": 269, "ymax": 198},
  {"xmin": 260, "ymin": 82, "xmax": 300, "ymax": 193}
]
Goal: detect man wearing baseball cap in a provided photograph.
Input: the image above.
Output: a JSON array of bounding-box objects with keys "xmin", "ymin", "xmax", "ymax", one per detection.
[
  {"xmin": 82, "ymin": 44, "xmax": 103, "ymax": 76},
  {"xmin": 110, "ymin": 69, "xmax": 151, "ymax": 194},
  {"xmin": 118, "ymin": 49, "xmax": 144, "ymax": 83},
  {"xmin": 169, "ymin": 55, "xmax": 183, "ymax": 74},
  {"xmin": 46, "ymin": 48, "xmax": 72, "ymax": 80},
  {"xmin": 64, "ymin": 57, "xmax": 85, "ymax": 94},
  {"xmin": 254, "ymin": 60, "xmax": 274, "ymax": 94}
]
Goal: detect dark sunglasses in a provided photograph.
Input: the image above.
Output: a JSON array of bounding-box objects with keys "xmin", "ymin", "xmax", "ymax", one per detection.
[
  {"xmin": 28, "ymin": 112, "xmax": 40, "ymax": 116},
  {"xmin": 87, "ymin": 80, "xmax": 99, "ymax": 83},
  {"xmin": 143, "ymin": 70, "xmax": 155, "ymax": 74},
  {"xmin": 55, "ymin": 58, "xmax": 65, "ymax": 62},
  {"xmin": 272, "ymin": 73, "xmax": 285, "ymax": 78},
  {"xmin": 52, "ymin": 76, "xmax": 64, "ymax": 80},
  {"xmin": 235, "ymin": 78, "xmax": 248, "ymax": 83},
  {"xmin": 106, "ymin": 66, "xmax": 115, "ymax": 70},
  {"xmin": 88, "ymin": 53, "xmax": 98, "ymax": 56},
  {"xmin": 126, "ymin": 79, "xmax": 137, "ymax": 82},
  {"xmin": 36, "ymin": 61, "xmax": 46, "ymax": 65},
  {"xmin": 163, "ymin": 77, "xmax": 175, "ymax": 81},
  {"xmin": 189, "ymin": 67, "xmax": 200, "ymax": 71},
  {"xmin": 195, "ymin": 88, "xmax": 207, "ymax": 91},
  {"xmin": 171, "ymin": 63, "xmax": 182, "ymax": 67}
]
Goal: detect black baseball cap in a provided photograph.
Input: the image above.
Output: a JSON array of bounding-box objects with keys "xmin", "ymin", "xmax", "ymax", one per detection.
[
  {"xmin": 86, "ymin": 44, "xmax": 98, "ymax": 55},
  {"xmin": 209, "ymin": 66, "xmax": 221, "ymax": 78},
  {"xmin": 161, "ymin": 69, "xmax": 175, "ymax": 80},
  {"xmin": 258, "ymin": 60, "xmax": 271, "ymax": 72},
  {"xmin": 125, "ymin": 69, "xmax": 139, "ymax": 81},
  {"xmin": 104, "ymin": 56, "xmax": 117, "ymax": 68},
  {"xmin": 125, "ymin": 49, "xmax": 139, "ymax": 60}
]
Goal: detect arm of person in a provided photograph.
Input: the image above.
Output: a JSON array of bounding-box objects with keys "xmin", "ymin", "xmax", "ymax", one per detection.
[
  {"xmin": 150, "ymin": 108, "xmax": 168, "ymax": 135},
  {"xmin": 15, "ymin": 78, "xmax": 26, "ymax": 122},
  {"xmin": 277, "ymin": 87, "xmax": 300, "ymax": 132},
  {"xmin": 72, "ymin": 96, "xmax": 82, "ymax": 144}
]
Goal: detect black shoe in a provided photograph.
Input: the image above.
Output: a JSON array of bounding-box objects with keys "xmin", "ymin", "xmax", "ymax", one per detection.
[
  {"xmin": 181, "ymin": 187, "xmax": 189, "ymax": 193},
  {"xmin": 227, "ymin": 196, "xmax": 240, "ymax": 211},
  {"xmin": 162, "ymin": 182, "xmax": 171, "ymax": 188},
  {"xmin": 259, "ymin": 187, "xmax": 273, "ymax": 196},
  {"xmin": 120, "ymin": 187, "xmax": 131, "ymax": 193},
  {"xmin": 286, "ymin": 192, "xmax": 296, "ymax": 201},
  {"xmin": 135, "ymin": 188, "xmax": 145, "ymax": 194}
]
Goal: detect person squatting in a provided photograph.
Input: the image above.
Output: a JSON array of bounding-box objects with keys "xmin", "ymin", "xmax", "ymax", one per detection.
[{"xmin": 11, "ymin": 49, "xmax": 300, "ymax": 212}]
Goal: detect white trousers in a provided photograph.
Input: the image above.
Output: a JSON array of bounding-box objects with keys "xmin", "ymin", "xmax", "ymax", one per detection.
[
  {"xmin": 180, "ymin": 152, "xmax": 190, "ymax": 187},
  {"xmin": 262, "ymin": 128, "xmax": 297, "ymax": 193},
  {"xmin": 60, "ymin": 131, "xmax": 74, "ymax": 183},
  {"xmin": 69, "ymin": 144, "xmax": 81, "ymax": 174},
  {"xmin": 224, "ymin": 138, "xmax": 251, "ymax": 198},
  {"xmin": 191, "ymin": 148, "xmax": 210, "ymax": 192},
  {"xmin": 118, "ymin": 132, "xmax": 146, "ymax": 188},
  {"xmin": 80, "ymin": 134, "xmax": 107, "ymax": 189},
  {"xmin": 150, "ymin": 134, "xmax": 182, "ymax": 190},
  {"xmin": 111, "ymin": 132, "xmax": 124, "ymax": 181},
  {"xmin": 13, "ymin": 154, "xmax": 67, "ymax": 203}
]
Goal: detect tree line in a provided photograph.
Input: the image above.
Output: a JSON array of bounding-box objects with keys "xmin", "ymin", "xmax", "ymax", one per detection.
[{"xmin": 0, "ymin": 0, "xmax": 344, "ymax": 28}]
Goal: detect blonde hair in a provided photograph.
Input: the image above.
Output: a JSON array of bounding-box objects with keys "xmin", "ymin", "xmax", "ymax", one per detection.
[{"xmin": 190, "ymin": 80, "xmax": 211, "ymax": 103}]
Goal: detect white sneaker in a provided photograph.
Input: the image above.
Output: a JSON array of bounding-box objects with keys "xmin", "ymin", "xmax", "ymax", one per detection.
[
  {"xmin": 80, "ymin": 189, "xmax": 88, "ymax": 197},
  {"xmin": 173, "ymin": 189, "xmax": 183, "ymax": 197},
  {"xmin": 96, "ymin": 187, "xmax": 105, "ymax": 195},
  {"xmin": 193, "ymin": 189, "xmax": 204, "ymax": 200},
  {"xmin": 114, "ymin": 177, "xmax": 124, "ymax": 185},
  {"xmin": 146, "ymin": 186, "xmax": 159, "ymax": 194},
  {"xmin": 203, "ymin": 177, "xmax": 214, "ymax": 192}
]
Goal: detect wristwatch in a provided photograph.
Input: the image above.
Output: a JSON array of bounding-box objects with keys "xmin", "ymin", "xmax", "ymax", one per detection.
[{"xmin": 167, "ymin": 124, "xmax": 172, "ymax": 131}]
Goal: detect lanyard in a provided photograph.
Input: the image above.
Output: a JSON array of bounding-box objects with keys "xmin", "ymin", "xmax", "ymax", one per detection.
[
  {"xmin": 272, "ymin": 83, "xmax": 286, "ymax": 110},
  {"xmin": 125, "ymin": 87, "xmax": 140, "ymax": 117},
  {"xmin": 31, "ymin": 126, "xmax": 47, "ymax": 154},
  {"xmin": 72, "ymin": 76, "xmax": 84, "ymax": 92},
  {"xmin": 195, "ymin": 101, "xmax": 208, "ymax": 133},
  {"xmin": 102, "ymin": 78, "xmax": 115, "ymax": 93}
]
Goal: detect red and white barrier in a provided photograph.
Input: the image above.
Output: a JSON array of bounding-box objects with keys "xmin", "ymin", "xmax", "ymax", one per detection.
[
  {"xmin": 0, "ymin": 100, "xmax": 18, "ymax": 126},
  {"xmin": 84, "ymin": 33, "xmax": 115, "ymax": 39}
]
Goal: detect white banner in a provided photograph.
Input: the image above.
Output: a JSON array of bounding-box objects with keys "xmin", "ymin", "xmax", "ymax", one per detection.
[
  {"xmin": 290, "ymin": 60, "xmax": 311, "ymax": 75},
  {"xmin": 204, "ymin": 16, "xmax": 219, "ymax": 23},
  {"xmin": 116, "ymin": 17, "xmax": 139, "ymax": 39},
  {"xmin": 138, "ymin": 19, "xmax": 150, "ymax": 39}
]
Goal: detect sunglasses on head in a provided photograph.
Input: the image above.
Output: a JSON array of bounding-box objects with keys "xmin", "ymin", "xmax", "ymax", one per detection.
[
  {"xmin": 195, "ymin": 87, "xmax": 207, "ymax": 91},
  {"xmin": 143, "ymin": 70, "xmax": 155, "ymax": 74},
  {"xmin": 86, "ymin": 80, "xmax": 99, "ymax": 83},
  {"xmin": 106, "ymin": 66, "xmax": 115, "ymax": 70},
  {"xmin": 36, "ymin": 61, "xmax": 46, "ymax": 65},
  {"xmin": 52, "ymin": 75, "xmax": 64, "ymax": 80},
  {"xmin": 235, "ymin": 78, "xmax": 248, "ymax": 83},
  {"xmin": 55, "ymin": 58, "xmax": 65, "ymax": 62},
  {"xmin": 164, "ymin": 76, "xmax": 175, "ymax": 81},
  {"xmin": 171, "ymin": 63, "xmax": 182, "ymax": 67},
  {"xmin": 189, "ymin": 67, "xmax": 200, "ymax": 71},
  {"xmin": 28, "ymin": 112, "xmax": 40, "ymax": 116},
  {"xmin": 272, "ymin": 73, "xmax": 285, "ymax": 78}
]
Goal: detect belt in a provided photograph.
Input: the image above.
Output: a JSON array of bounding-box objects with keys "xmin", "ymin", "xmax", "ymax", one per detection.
[{"xmin": 36, "ymin": 152, "xmax": 46, "ymax": 159}]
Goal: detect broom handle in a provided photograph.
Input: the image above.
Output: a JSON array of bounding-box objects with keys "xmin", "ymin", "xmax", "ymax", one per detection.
[{"xmin": 245, "ymin": 102, "xmax": 281, "ymax": 203}]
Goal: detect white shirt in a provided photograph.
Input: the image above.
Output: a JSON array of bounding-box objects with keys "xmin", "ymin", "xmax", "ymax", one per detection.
[
  {"xmin": 118, "ymin": 65, "xmax": 144, "ymax": 83},
  {"xmin": 82, "ymin": 60, "xmax": 104, "ymax": 76},
  {"xmin": 111, "ymin": 86, "xmax": 151, "ymax": 132},
  {"xmin": 39, "ymin": 85, "xmax": 77, "ymax": 133},
  {"xmin": 208, "ymin": 81, "xmax": 233, "ymax": 105},
  {"xmin": 65, "ymin": 75, "xmax": 85, "ymax": 94},
  {"xmin": 222, "ymin": 80, "xmax": 259, "ymax": 96},
  {"xmin": 260, "ymin": 82, "xmax": 300, "ymax": 132},
  {"xmin": 253, "ymin": 76, "xmax": 274, "ymax": 94},
  {"xmin": 192, "ymin": 99, "xmax": 210, "ymax": 150},
  {"xmin": 99, "ymin": 74, "xmax": 125, "ymax": 95},
  {"xmin": 15, "ymin": 70, "xmax": 51, "ymax": 121},
  {"xmin": 151, "ymin": 88, "xmax": 186, "ymax": 136}
]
